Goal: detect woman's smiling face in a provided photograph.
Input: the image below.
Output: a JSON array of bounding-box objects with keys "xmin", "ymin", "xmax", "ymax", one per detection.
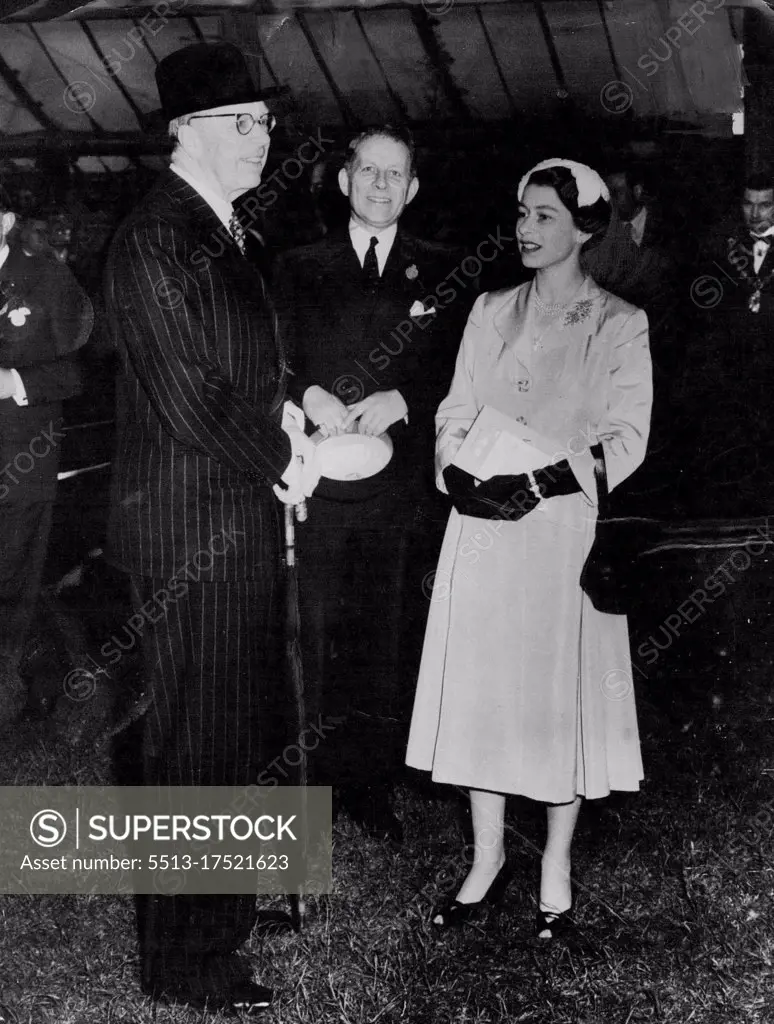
[{"xmin": 517, "ymin": 184, "xmax": 589, "ymax": 270}]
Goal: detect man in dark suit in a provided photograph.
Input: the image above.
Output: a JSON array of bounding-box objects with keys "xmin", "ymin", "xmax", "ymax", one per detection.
[
  {"xmin": 701, "ymin": 172, "xmax": 774, "ymax": 324},
  {"xmin": 0, "ymin": 186, "xmax": 92, "ymax": 725},
  {"xmin": 684, "ymin": 171, "xmax": 774, "ymax": 516},
  {"xmin": 585, "ymin": 164, "xmax": 679, "ymax": 315},
  {"xmin": 105, "ymin": 43, "xmax": 315, "ymax": 1014},
  {"xmin": 275, "ymin": 127, "xmax": 472, "ymax": 841}
]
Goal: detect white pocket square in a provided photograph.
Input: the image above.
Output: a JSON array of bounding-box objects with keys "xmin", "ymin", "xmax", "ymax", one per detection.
[{"xmin": 409, "ymin": 300, "xmax": 436, "ymax": 317}]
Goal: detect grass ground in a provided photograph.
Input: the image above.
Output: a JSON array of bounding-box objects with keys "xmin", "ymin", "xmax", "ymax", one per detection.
[{"xmin": 0, "ymin": 635, "xmax": 772, "ymax": 1024}]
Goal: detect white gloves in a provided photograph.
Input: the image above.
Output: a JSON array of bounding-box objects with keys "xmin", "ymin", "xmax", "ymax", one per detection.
[{"xmin": 273, "ymin": 400, "xmax": 321, "ymax": 507}]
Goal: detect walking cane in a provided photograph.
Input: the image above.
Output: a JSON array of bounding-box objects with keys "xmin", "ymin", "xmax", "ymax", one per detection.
[{"xmin": 284, "ymin": 499, "xmax": 308, "ymax": 932}]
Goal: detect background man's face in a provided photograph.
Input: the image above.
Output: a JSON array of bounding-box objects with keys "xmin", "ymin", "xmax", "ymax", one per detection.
[
  {"xmin": 742, "ymin": 188, "xmax": 774, "ymax": 236},
  {"xmin": 606, "ymin": 171, "xmax": 641, "ymax": 222},
  {"xmin": 338, "ymin": 135, "xmax": 418, "ymax": 233},
  {"xmin": 20, "ymin": 218, "xmax": 51, "ymax": 256}
]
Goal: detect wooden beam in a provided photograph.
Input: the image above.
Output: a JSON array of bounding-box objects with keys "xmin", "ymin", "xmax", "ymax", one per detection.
[
  {"xmin": 353, "ymin": 9, "xmax": 410, "ymax": 123},
  {"xmin": 532, "ymin": 0, "xmax": 569, "ymax": 98},
  {"xmin": 0, "ymin": 0, "xmax": 596, "ymax": 23},
  {"xmin": 0, "ymin": 50, "xmax": 58, "ymax": 130},
  {"xmin": 78, "ymin": 21, "xmax": 148, "ymax": 128},
  {"xmin": 596, "ymin": 0, "xmax": 625, "ymax": 84},
  {"xmin": 4, "ymin": 0, "xmax": 771, "ymax": 21},
  {"xmin": 410, "ymin": 6, "xmax": 471, "ymax": 122},
  {"xmin": 29, "ymin": 23, "xmax": 106, "ymax": 135},
  {"xmin": 295, "ymin": 11, "xmax": 357, "ymax": 127},
  {"xmin": 475, "ymin": 6, "xmax": 517, "ymax": 117}
]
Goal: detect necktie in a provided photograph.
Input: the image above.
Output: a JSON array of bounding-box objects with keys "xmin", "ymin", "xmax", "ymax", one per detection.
[
  {"xmin": 229, "ymin": 211, "xmax": 246, "ymax": 256},
  {"xmin": 362, "ymin": 235, "xmax": 380, "ymax": 286}
]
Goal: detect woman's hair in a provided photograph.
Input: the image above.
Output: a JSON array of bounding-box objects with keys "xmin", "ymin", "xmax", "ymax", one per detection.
[{"xmin": 521, "ymin": 165, "xmax": 611, "ymax": 250}]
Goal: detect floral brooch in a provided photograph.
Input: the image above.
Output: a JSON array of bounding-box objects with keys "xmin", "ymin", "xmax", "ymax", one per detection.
[{"xmin": 563, "ymin": 298, "xmax": 594, "ymax": 327}]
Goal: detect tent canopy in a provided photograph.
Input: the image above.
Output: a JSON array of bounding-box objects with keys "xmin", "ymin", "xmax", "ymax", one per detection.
[{"xmin": 0, "ymin": 0, "xmax": 751, "ymax": 174}]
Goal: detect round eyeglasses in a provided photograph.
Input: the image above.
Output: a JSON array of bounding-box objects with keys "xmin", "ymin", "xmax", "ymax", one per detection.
[{"xmin": 188, "ymin": 112, "xmax": 277, "ymax": 135}]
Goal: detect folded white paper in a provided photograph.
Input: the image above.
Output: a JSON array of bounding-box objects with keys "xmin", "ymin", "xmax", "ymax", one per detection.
[{"xmin": 452, "ymin": 405, "xmax": 556, "ymax": 480}]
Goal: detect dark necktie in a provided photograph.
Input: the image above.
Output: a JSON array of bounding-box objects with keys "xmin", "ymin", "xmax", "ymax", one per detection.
[
  {"xmin": 229, "ymin": 211, "xmax": 246, "ymax": 255},
  {"xmin": 362, "ymin": 235, "xmax": 380, "ymax": 286}
]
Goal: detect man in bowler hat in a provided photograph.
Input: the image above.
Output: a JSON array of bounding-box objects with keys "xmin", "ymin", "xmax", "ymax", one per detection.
[{"xmin": 105, "ymin": 43, "xmax": 314, "ymax": 1013}]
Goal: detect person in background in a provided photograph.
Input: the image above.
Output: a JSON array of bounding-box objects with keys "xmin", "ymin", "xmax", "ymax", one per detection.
[
  {"xmin": 274, "ymin": 126, "xmax": 472, "ymax": 842},
  {"xmin": 19, "ymin": 210, "xmax": 53, "ymax": 259},
  {"xmin": 585, "ymin": 163, "xmax": 678, "ymax": 322},
  {"xmin": 406, "ymin": 159, "xmax": 652, "ymax": 940},
  {"xmin": 668, "ymin": 169, "xmax": 774, "ymax": 531},
  {"xmin": 0, "ymin": 185, "xmax": 92, "ymax": 724}
]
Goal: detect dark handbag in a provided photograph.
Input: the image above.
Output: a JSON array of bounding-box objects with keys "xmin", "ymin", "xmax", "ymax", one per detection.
[{"xmin": 580, "ymin": 444, "xmax": 644, "ymax": 615}]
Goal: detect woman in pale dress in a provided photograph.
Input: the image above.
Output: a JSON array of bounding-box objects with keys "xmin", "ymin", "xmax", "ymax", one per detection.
[{"xmin": 406, "ymin": 159, "xmax": 652, "ymax": 937}]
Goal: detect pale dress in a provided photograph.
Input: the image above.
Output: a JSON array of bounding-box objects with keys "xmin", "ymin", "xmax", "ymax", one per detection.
[{"xmin": 406, "ymin": 278, "xmax": 652, "ymax": 802}]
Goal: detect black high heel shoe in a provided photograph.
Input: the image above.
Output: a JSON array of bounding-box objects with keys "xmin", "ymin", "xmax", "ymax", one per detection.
[
  {"xmin": 535, "ymin": 906, "xmax": 572, "ymax": 941},
  {"xmin": 431, "ymin": 862, "xmax": 514, "ymax": 929}
]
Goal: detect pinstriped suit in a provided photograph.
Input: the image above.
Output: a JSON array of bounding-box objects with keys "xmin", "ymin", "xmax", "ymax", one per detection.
[{"xmin": 105, "ymin": 169, "xmax": 292, "ymax": 979}]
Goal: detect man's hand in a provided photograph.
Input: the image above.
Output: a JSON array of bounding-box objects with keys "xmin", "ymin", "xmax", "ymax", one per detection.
[
  {"xmin": 342, "ymin": 389, "xmax": 408, "ymax": 436},
  {"xmin": 302, "ymin": 386, "xmax": 349, "ymax": 438},
  {"xmin": 0, "ymin": 369, "xmax": 15, "ymax": 400}
]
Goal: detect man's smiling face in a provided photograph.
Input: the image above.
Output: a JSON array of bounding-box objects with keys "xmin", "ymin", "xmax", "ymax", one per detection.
[
  {"xmin": 338, "ymin": 135, "xmax": 419, "ymax": 234},
  {"xmin": 182, "ymin": 101, "xmax": 272, "ymax": 203}
]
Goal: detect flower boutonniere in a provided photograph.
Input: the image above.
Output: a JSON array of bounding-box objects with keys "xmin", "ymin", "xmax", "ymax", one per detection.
[
  {"xmin": 563, "ymin": 298, "xmax": 594, "ymax": 327},
  {"xmin": 405, "ymin": 264, "xmax": 418, "ymax": 281}
]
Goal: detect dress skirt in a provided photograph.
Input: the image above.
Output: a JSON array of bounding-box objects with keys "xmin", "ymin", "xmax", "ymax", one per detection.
[{"xmin": 405, "ymin": 495, "xmax": 644, "ymax": 803}]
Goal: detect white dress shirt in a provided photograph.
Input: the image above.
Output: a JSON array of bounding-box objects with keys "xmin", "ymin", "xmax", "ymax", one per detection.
[
  {"xmin": 751, "ymin": 228, "xmax": 774, "ymax": 275},
  {"xmin": 0, "ymin": 243, "xmax": 28, "ymax": 406},
  {"xmin": 349, "ymin": 221, "xmax": 398, "ymax": 275},
  {"xmin": 753, "ymin": 239, "xmax": 770, "ymax": 276}
]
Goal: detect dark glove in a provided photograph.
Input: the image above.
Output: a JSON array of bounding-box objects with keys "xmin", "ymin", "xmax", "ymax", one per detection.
[
  {"xmin": 443, "ymin": 466, "xmax": 540, "ymax": 520},
  {"xmin": 533, "ymin": 459, "xmax": 582, "ymax": 499}
]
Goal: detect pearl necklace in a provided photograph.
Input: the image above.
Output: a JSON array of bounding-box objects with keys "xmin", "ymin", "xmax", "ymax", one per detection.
[
  {"xmin": 533, "ymin": 291, "xmax": 570, "ymax": 317},
  {"xmin": 530, "ymin": 279, "xmax": 587, "ymax": 352},
  {"xmin": 532, "ymin": 279, "xmax": 586, "ymax": 317}
]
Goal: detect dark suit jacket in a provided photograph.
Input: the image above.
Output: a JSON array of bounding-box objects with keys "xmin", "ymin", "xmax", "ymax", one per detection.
[
  {"xmin": 0, "ymin": 244, "xmax": 92, "ymax": 505},
  {"xmin": 274, "ymin": 227, "xmax": 473, "ymax": 507},
  {"xmin": 105, "ymin": 170, "xmax": 292, "ymax": 581}
]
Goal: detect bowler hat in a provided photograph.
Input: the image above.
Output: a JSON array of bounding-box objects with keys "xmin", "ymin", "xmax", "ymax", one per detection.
[{"xmin": 155, "ymin": 42, "xmax": 285, "ymax": 123}]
